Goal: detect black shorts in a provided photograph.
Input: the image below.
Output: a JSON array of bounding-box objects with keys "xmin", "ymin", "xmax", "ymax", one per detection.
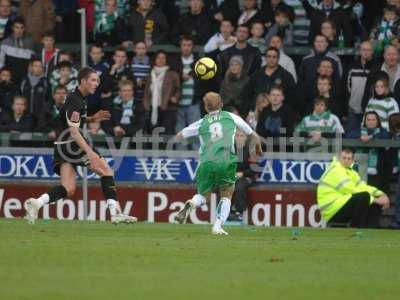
[{"xmin": 53, "ymin": 141, "xmax": 101, "ymax": 175}]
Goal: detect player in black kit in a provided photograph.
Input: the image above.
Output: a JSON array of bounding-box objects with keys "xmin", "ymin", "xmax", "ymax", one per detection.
[{"xmin": 25, "ymin": 67, "xmax": 137, "ymax": 224}]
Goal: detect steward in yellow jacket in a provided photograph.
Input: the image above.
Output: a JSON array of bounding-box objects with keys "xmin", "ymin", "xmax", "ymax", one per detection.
[{"xmin": 317, "ymin": 149, "xmax": 390, "ymax": 228}]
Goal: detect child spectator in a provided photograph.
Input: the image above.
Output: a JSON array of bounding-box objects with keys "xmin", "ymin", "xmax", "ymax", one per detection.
[
  {"xmin": 36, "ymin": 84, "xmax": 66, "ymax": 138},
  {"xmin": 131, "ymin": 41, "xmax": 151, "ymax": 102},
  {"xmin": 0, "ymin": 95, "xmax": 33, "ymax": 132},
  {"xmin": 265, "ymin": 8, "xmax": 294, "ymax": 46},
  {"xmin": 248, "ymin": 22, "xmax": 267, "ymax": 54},
  {"xmin": 20, "ymin": 59, "xmax": 48, "ymax": 124},
  {"xmin": 295, "ymin": 97, "xmax": 344, "ymax": 142},
  {"xmin": 49, "ymin": 61, "xmax": 78, "ymax": 93},
  {"xmin": 370, "ymin": 5, "xmax": 400, "ymax": 55},
  {"xmin": 321, "ymin": 19, "xmax": 338, "ymax": 47},
  {"xmin": 365, "ymin": 78, "xmax": 399, "ymax": 130},
  {"xmin": 103, "ymin": 79, "xmax": 145, "ymax": 137},
  {"xmin": 0, "ymin": 17, "xmax": 35, "ymax": 84},
  {"xmin": 0, "ymin": 66, "xmax": 17, "ymax": 112},
  {"xmin": 40, "ymin": 32, "xmax": 59, "ymax": 76},
  {"xmin": 94, "ymin": 0, "xmax": 126, "ymax": 46}
]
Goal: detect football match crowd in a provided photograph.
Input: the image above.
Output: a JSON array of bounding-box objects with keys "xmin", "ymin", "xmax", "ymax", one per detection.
[{"xmin": 0, "ymin": 1, "xmax": 400, "ymax": 153}]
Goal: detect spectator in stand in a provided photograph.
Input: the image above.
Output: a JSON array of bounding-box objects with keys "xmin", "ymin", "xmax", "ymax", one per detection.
[
  {"xmin": 94, "ymin": 0, "xmax": 126, "ymax": 47},
  {"xmin": 0, "ymin": 66, "xmax": 17, "ymax": 112},
  {"xmin": 0, "ymin": 17, "xmax": 35, "ymax": 84},
  {"xmin": 269, "ymin": 35, "xmax": 297, "ymax": 83},
  {"xmin": 345, "ymin": 40, "xmax": 379, "ymax": 131},
  {"xmin": 237, "ymin": 0, "xmax": 263, "ymax": 28},
  {"xmin": 370, "ymin": 5, "xmax": 400, "ymax": 55},
  {"xmin": 204, "ymin": 0, "xmax": 240, "ymax": 25},
  {"xmin": 101, "ymin": 47, "xmax": 134, "ymax": 100},
  {"xmin": 246, "ymin": 92, "xmax": 269, "ymax": 129},
  {"xmin": 87, "ymin": 44, "xmax": 109, "ymax": 115},
  {"xmin": 363, "ymin": 46, "xmax": 400, "ymax": 109},
  {"xmin": 170, "ymin": 0, "xmax": 214, "ymax": 45},
  {"xmin": 248, "ymin": 22, "xmax": 267, "ymax": 54},
  {"xmin": 36, "ymin": 84, "xmax": 66, "ymax": 137},
  {"xmin": 320, "ymin": 19, "xmax": 338, "ymax": 47},
  {"xmin": 346, "ymin": 111, "xmax": 391, "ymax": 203},
  {"xmin": 304, "ymin": 0, "xmax": 353, "ymax": 47},
  {"xmin": 126, "ymin": 0, "xmax": 169, "ymax": 47},
  {"xmin": 304, "ymin": 59, "xmax": 343, "ymax": 116},
  {"xmin": 152, "ymin": 0, "xmax": 180, "ymax": 29},
  {"xmin": 40, "ymin": 32, "xmax": 59, "ymax": 77},
  {"xmin": 88, "ymin": 121, "xmax": 106, "ymax": 135},
  {"xmin": 261, "ymin": 0, "xmax": 295, "ymax": 27},
  {"xmin": 144, "ymin": 50, "xmax": 181, "ymax": 135},
  {"xmin": 283, "ymin": 0, "xmax": 318, "ymax": 46},
  {"xmin": 256, "ymin": 85, "xmax": 296, "ymax": 137},
  {"xmin": 217, "ymin": 25, "xmax": 262, "ymax": 76},
  {"xmin": 298, "ymin": 34, "xmax": 342, "ymax": 113},
  {"xmin": 49, "ymin": 61, "xmax": 78, "ymax": 93},
  {"xmin": 317, "ymin": 148, "xmax": 390, "ymax": 228},
  {"xmin": 19, "ymin": 0, "xmax": 56, "ymax": 44},
  {"xmin": 53, "ymin": 0, "xmax": 79, "ymax": 43},
  {"xmin": 295, "ymin": 96, "xmax": 344, "ymax": 142},
  {"xmin": 365, "ymin": 77, "xmax": 399, "ymax": 131},
  {"xmin": 172, "ymin": 35, "xmax": 201, "ymax": 146},
  {"xmin": 20, "ymin": 58, "xmax": 48, "ymax": 125},
  {"xmin": 220, "ymin": 55, "xmax": 249, "ymax": 113},
  {"xmin": 204, "ymin": 19, "xmax": 236, "ymax": 58},
  {"xmin": 131, "ymin": 41, "xmax": 151, "ymax": 103},
  {"xmin": 102, "ymin": 80, "xmax": 145, "ymax": 137},
  {"xmin": 95, "ymin": 0, "xmax": 130, "ymax": 19},
  {"xmin": 265, "ymin": 8, "xmax": 294, "ymax": 46},
  {"xmin": 0, "ymin": 95, "xmax": 33, "ymax": 132},
  {"xmin": 315, "ymin": 74, "xmax": 343, "ymax": 117},
  {"xmin": 229, "ymin": 129, "xmax": 257, "ymax": 222},
  {"xmin": 243, "ymin": 47, "xmax": 296, "ymax": 114},
  {"xmin": 0, "ymin": 0, "xmax": 16, "ymax": 41},
  {"xmin": 78, "ymin": 0, "xmax": 95, "ymax": 38}
]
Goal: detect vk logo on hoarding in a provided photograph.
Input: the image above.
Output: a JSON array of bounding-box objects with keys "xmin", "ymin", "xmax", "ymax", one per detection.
[{"xmin": 0, "ymin": 154, "xmax": 327, "ymax": 184}]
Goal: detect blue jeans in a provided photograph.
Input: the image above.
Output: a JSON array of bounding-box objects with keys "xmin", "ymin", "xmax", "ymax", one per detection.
[{"xmin": 175, "ymin": 103, "xmax": 201, "ymax": 150}]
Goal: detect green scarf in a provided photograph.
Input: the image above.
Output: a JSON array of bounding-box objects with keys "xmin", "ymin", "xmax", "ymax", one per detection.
[{"xmin": 359, "ymin": 127, "xmax": 381, "ymax": 175}]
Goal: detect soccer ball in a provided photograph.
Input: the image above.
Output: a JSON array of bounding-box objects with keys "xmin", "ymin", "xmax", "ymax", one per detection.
[{"xmin": 194, "ymin": 57, "xmax": 217, "ymax": 80}]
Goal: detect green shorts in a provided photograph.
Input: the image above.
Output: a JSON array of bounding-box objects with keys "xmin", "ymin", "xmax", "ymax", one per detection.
[{"xmin": 195, "ymin": 160, "xmax": 237, "ymax": 195}]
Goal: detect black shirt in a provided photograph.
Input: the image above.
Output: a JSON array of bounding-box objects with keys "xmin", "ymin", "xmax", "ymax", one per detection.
[{"xmin": 57, "ymin": 88, "xmax": 87, "ymax": 142}]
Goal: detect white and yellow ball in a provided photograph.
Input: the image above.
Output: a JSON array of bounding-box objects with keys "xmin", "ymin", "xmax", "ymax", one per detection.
[{"xmin": 194, "ymin": 57, "xmax": 217, "ymax": 80}]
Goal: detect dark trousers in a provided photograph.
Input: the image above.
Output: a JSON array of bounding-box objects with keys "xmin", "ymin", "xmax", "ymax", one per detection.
[
  {"xmin": 231, "ymin": 177, "xmax": 252, "ymax": 213},
  {"xmin": 330, "ymin": 192, "xmax": 382, "ymax": 228},
  {"xmin": 146, "ymin": 108, "xmax": 176, "ymax": 136}
]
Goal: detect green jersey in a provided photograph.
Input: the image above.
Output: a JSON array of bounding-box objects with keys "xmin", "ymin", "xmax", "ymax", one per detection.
[{"xmin": 181, "ymin": 110, "xmax": 253, "ymax": 163}]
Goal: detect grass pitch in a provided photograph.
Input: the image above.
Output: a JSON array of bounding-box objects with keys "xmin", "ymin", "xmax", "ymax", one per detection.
[{"xmin": 0, "ymin": 219, "xmax": 399, "ymax": 300}]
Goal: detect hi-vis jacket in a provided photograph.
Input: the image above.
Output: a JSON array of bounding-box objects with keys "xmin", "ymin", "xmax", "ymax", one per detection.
[{"xmin": 317, "ymin": 157, "xmax": 383, "ymax": 221}]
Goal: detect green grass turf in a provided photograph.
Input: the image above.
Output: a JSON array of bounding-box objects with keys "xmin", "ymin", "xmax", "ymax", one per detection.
[{"xmin": 0, "ymin": 219, "xmax": 400, "ymax": 300}]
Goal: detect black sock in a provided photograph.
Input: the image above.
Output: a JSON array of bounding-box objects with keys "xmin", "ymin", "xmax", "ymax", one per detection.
[
  {"xmin": 101, "ymin": 176, "xmax": 117, "ymax": 200},
  {"xmin": 48, "ymin": 185, "xmax": 68, "ymax": 203}
]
